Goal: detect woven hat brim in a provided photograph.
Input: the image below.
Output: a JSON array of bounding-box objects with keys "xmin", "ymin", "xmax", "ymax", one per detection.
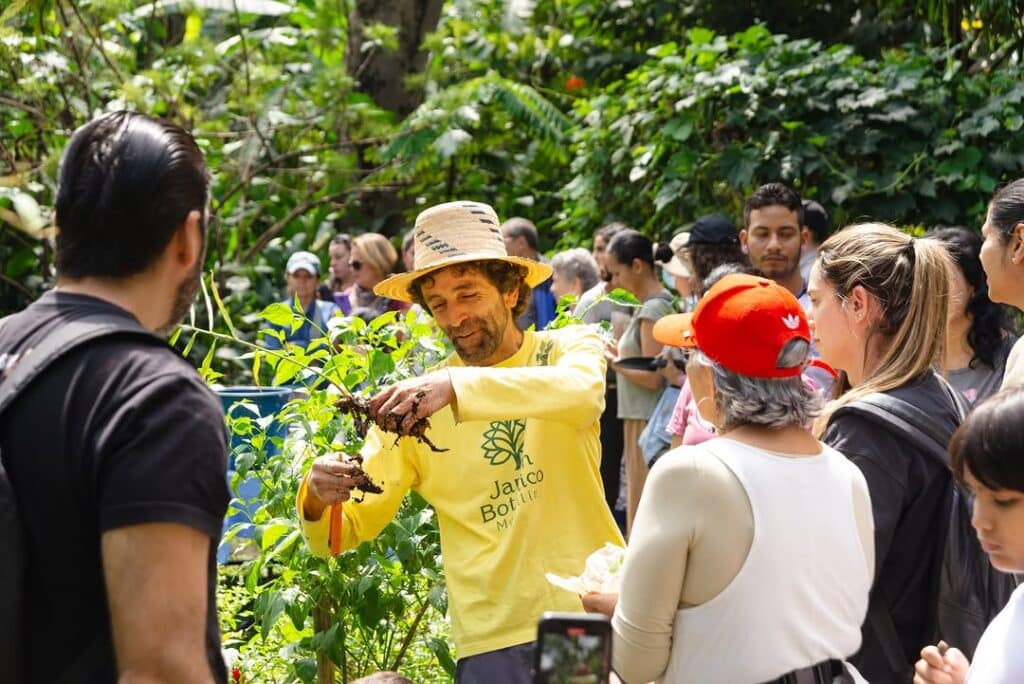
[{"xmin": 373, "ymin": 254, "xmax": 552, "ymax": 302}]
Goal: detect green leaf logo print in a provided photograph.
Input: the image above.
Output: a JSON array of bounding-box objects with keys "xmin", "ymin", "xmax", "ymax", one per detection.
[{"xmin": 481, "ymin": 419, "xmax": 527, "ymax": 469}]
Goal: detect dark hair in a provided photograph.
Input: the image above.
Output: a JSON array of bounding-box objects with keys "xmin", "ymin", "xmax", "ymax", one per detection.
[
  {"xmin": 928, "ymin": 226, "xmax": 1008, "ymax": 368},
  {"xmin": 501, "ymin": 217, "xmax": 539, "ymax": 250},
  {"xmin": 701, "ymin": 262, "xmax": 763, "ymax": 295},
  {"xmin": 607, "ymin": 229, "xmax": 656, "ymax": 268},
  {"xmin": 409, "ymin": 260, "xmax": 531, "ymax": 319},
  {"xmin": 689, "ymin": 243, "xmax": 749, "ymax": 284},
  {"xmin": 950, "ymin": 387, "xmax": 1024, "ymax": 492},
  {"xmin": 743, "ymin": 182, "xmax": 803, "ymax": 229},
  {"xmin": 594, "ymin": 221, "xmax": 628, "ymax": 242},
  {"xmin": 802, "ymin": 199, "xmax": 831, "ymax": 244},
  {"xmin": 331, "ymin": 233, "xmax": 352, "ymax": 248},
  {"xmin": 989, "ymin": 178, "xmax": 1024, "ymax": 243},
  {"xmin": 55, "ymin": 111, "xmax": 209, "ymax": 278}
]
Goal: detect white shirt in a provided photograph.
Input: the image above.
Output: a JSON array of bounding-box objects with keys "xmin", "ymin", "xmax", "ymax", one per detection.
[
  {"xmin": 968, "ymin": 583, "xmax": 1024, "ymax": 682},
  {"xmin": 612, "ymin": 438, "xmax": 873, "ymax": 683}
]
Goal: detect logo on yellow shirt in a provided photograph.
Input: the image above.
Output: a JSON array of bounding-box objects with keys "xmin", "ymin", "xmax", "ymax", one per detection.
[
  {"xmin": 481, "ymin": 419, "xmax": 528, "ymax": 470},
  {"xmin": 480, "ymin": 419, "xmax": 544, "ymax": 528}
]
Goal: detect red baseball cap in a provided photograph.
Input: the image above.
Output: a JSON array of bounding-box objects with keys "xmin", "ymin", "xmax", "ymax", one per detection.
[{"xmin": 654, "ymin": 274, "xmax": 818, "ymax": 379}]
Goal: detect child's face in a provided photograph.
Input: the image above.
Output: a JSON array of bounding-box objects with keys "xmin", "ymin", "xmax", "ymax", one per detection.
[{"xmin": 966, "ymin": 467, "xmax": 1024, "ymax": 573}]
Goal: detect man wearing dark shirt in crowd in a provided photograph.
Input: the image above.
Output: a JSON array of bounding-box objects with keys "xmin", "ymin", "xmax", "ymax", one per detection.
[{"xmin": 0, "ymin": 112, "xmax": 230, "ymax": 682}]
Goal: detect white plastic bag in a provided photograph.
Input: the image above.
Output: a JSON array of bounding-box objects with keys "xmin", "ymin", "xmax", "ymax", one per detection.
[{"xmin": 546, "ymin": 542, "xmax": 626, "ymax": 595}]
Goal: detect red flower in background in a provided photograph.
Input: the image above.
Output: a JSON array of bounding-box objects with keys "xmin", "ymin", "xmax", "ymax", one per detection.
[
  {"xmin": 232, "ymin": 666, "xmax": 243, "ymax": 683},
  {"xmin": 565, "ymin": 75, "xmax": 585, "ymax": 91}
]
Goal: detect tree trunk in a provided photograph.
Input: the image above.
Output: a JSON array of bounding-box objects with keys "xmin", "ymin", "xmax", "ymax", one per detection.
[{"xmin": 345, "ymin": 0, "xmax": 444, "ymax": 118}]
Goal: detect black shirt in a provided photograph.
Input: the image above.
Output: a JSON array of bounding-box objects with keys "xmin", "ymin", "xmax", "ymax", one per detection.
[
  {"xmin": 823, "ymin": 373, "xmax": 959, "ymax": 684},
  {"xmin": 0, "ymin": 291, "xmax": 230, "ymax": 683}
]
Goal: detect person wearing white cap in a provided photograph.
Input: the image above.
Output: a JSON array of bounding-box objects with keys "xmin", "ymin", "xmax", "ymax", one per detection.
[
  {"xmin": 657, "ymin": 230, "xmax": 698, "ymax": 306},
  {"xmin": 262, "ymin": 250, "xmax": 339, "ymax": 350},
  {"xmin": 296, "ymin": 201, "xmax": 623, "ymax": 683}
]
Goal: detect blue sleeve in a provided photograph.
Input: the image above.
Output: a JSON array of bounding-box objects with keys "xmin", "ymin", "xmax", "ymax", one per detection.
[{"xmin": 534, "ymin": 280, "xmax": 558, "ymax": 329}]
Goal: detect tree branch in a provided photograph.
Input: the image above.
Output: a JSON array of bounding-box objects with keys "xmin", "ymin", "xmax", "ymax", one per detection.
[
  {"xmin": 232, "ymin": 0, "xmax": 252, "ymax": 95},
  {"xmin": 240, "ymin": 192, "xmax": 338, "ymax": 264},
  {"xmin": 0, "ymin": 272, "xmax": 32, "ymax": 298},
  {"xmin": 0, "ymin": 96, "xmax": 47, "ymax": 124},
  {"xmin": 55, "ymin": 0, "xmax": 95, "ymax": 114},
  {"xmin": 64, "ymin": 0, "xmax": 125, "ymax": 83}
]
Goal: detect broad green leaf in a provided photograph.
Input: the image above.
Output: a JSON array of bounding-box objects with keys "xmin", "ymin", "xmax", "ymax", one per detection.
[
  {"xmin": 260, "ymin": 302, "xmax": 295, "ymax": 327},
  {"xmin": 254, "ymin": 589, "xmax": 286, "ymax": 640},
  {"xmin": 260, "ymin": 522, "xmax": 291, "ymax": 551},
  {"xmin": 606, "ymin": 288, "xmax": 641, "ymax": 306},
  {"xmin": 272, "ymin": 356, "xmax": 303, "ymax": 385}
]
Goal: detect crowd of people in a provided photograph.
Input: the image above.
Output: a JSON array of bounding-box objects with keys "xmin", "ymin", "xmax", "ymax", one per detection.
[{"xmin": 3, "ymin": 110, "xmax": 1024, "ymax": 684}]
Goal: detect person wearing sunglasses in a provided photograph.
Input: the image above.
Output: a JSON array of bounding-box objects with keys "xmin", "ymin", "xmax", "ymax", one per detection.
[{"xmin": 342, "ymin": 233, "xmax": 409, "ymax": 320}]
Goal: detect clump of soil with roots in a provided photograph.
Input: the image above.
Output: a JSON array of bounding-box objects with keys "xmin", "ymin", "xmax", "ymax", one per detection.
[{"xmin": 335, "ymin": 392, "xmax": 448, "ymax": 501}]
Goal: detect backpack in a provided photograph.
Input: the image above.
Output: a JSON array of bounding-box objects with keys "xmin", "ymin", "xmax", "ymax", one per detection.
[
  {"xmin": 0, "ymin": 312, "xmax": 161, "ymax": 683},
  {"xmin": 835, "ymin": 381, "xmax": 1018, "ymax": 665}
]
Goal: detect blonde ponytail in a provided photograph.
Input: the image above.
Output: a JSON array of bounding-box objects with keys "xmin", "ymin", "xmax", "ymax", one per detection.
[{"xmin": 814, "ymin": 223, "xmax": 952, "ymax": 435}]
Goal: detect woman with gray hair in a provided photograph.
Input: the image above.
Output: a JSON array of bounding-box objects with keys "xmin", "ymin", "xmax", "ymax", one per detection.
[
  {"xmin": 583, "ymin": 274, "xmax": 873, "ymax": 684},
  {"xmin": 549, "ymin": 247, "xmax": 600, "ymax": 312}
]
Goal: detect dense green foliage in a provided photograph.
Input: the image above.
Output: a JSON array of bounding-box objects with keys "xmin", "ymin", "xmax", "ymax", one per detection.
[{"xmin": 560, "ymin": 25, "xmax": 1024, "ymax": 242}]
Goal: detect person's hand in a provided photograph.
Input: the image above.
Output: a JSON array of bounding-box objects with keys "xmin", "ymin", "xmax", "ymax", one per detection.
[
  {"xmin": 369, "ymin": 370, "xmax": 454, "ymax": 434},
  {"xmin": 581, "ymin": 592, "xmax": 618, "ymax": 618},
  {"xmin": 303, "ymin": 455, "xmax": 364, "ymax": 519},
  {"xmin": 604, "ymin": 342, "xmax": 619, "ymax": 367},
  {"xmin": 913, "ymin": 643, "xmax": 969, "ymax": 684}
]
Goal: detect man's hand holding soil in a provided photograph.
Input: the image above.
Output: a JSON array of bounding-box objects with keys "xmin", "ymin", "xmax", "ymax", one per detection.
[
  {"xmin": 304, "ymin": 457, "xmax": 365, "ymax": 519},
  {"xmin": 369, "ymin": 369, "xmax": 454, "ymax": 434}
]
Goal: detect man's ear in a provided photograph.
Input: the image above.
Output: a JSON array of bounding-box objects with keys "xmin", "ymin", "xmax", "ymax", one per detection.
[
  {"xmin": 739, "ymin": 229, "xmax": 749, "ymax": 248},
  {"xmin": 173, "ymin": 210, "xmax": 204, "ymax": 271},
  {"xmin": 503, "ymin": 283, "xmax": 520, "ymax": 311},
  {"xmin": 801, "ymin": 226, "xmax": 812, "ymax": 248}
]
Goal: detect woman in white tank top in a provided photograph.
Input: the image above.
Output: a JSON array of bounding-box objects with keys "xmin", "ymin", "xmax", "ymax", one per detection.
[{"xmin": 583, "ymin": 274, "xmax": 875, "ymax": 684}]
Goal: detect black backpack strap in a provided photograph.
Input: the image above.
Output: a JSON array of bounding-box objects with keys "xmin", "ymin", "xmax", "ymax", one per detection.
[
  {"xmin": 839, "ymin": 393, "xmax": 954, "ymax": 466},
  {"xmin": 0, "ymin": 312, "xmax": 160, "ymax": 416},
  {"xmin": 834, "ymin": 385, "xmax": 960, "ymax": 679}
]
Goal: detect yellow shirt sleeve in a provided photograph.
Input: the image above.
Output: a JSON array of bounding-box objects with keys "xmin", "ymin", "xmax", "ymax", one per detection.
[
  {"xmin": 448, "ymin": 326, "xmax": 606, "ymax": 429},
  {"xmin": 296, "ymin": 426, "xmax": 423, "ymax": 557}
]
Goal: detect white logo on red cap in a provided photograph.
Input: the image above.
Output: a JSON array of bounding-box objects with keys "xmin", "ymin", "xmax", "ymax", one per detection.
[{"xmin": 781, "ymin": 314, "xmax": 801, "ymax": 330}]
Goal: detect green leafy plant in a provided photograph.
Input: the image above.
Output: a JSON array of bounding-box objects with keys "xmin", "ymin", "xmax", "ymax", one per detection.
[{"xmin": 198, "ymin": 300, "xmax": 453, "ymax": 683}]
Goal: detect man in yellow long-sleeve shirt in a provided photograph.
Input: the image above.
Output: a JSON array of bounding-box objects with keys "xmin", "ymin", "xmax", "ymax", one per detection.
[{"xmin": 297, "ymin": 201, "xmax": 624, "ymax": 683}]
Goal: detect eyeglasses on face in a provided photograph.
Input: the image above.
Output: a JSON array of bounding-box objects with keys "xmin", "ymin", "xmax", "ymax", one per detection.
[{"xmin": 349, "ymin": 260, "xmax": 363, "ymax": 271}]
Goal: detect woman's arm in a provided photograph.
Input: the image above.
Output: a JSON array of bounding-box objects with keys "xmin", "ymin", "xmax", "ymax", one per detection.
[
  {"xmin": 611, "ymin": 453, "xmax": 698, "ymax": 682},
  {"xmin": 613, "ymin": 318, "xmax": 667, "ymax": 391}
]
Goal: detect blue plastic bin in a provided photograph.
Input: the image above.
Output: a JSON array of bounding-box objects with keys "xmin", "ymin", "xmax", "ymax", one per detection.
[{"xmin": 215, "ymin": 386, "xmax": 294, "ymax": 563}]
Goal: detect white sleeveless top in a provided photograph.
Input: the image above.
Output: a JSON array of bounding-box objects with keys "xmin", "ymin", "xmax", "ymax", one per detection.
[{"xmin": 661, "ymin": 440, "xmax": 871, "ymax": 683}]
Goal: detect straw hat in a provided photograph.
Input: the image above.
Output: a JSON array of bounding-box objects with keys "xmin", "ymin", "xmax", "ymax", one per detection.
[{"xmin": 373, "ymin": 201, "xmax": 552, "ymax": 302}]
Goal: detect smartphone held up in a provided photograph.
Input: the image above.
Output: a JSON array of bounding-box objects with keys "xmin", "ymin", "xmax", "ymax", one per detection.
[{"xmin": 533, "ymin": 612, "xmax": 613, "ymax": 684}]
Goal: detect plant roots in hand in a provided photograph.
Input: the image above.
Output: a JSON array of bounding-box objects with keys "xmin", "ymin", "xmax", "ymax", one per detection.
[{"xmin": 335, "ymin": 393, "xmax": 448, "ymax": 454}]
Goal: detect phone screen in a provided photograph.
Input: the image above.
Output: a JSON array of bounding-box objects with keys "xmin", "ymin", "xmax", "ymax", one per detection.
[{"xmin": 534, "ymin": 614, "xmax": 612, "ymax": 684}]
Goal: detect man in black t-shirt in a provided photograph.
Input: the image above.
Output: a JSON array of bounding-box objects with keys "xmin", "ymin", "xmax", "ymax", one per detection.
[{"xmin": 0, "ymin": 112, "xmax": 230, "ymax": 683}]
